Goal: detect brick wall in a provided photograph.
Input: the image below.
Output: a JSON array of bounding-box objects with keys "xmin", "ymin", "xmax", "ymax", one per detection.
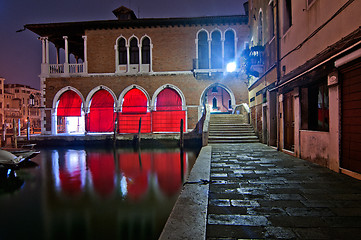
[{"xmin": 86, "ymin": 24, "xmax": 249, "ymax": 73}]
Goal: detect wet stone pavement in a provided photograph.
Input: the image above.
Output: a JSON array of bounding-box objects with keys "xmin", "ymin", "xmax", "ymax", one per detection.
[{"xmin": 206, "ymin": 143, "xmax": 361, "ymax": 239}]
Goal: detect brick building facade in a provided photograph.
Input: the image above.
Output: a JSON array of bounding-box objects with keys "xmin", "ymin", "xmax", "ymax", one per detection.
[{"xmin": 25, "ymin": 6, "xmax": 249, "ymax": 135}]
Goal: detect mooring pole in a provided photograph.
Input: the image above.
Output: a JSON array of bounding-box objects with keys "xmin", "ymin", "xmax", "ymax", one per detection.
[
  {"xmin": 138, "ymin": 117, "xmax": 142, "ymax": 146},
  {"xmin": 26, "ymin": 117, "xmax": 30, "ymax": 141},
  {"xmin": 113, "ymin": 112, "xmax": 118, "ymax": 144},
  {"xmin": 2, "ymin": 123, "xmax": 6, "ymax": 147},
  {"xmin": 180, "ymin": 119, "xmax": 184, "ymax": 149},
  {"xmin": 13, "ymin": 119, "xmax": 17, "ymax": 148}
]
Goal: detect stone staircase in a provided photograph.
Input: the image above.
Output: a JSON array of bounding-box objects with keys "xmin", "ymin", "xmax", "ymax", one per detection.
[{"xmin": 208, "ymin": 114, "xmax": 259, "ymax": 144}]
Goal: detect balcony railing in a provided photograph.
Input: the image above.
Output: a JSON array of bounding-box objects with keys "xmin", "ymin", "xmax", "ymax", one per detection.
[
  {"xmin": 44, "ymin": 63, "xmax": 87, "ymax": 77},
  {"xmin": 49, "ymin": 64, "xmax": 64, "ymax": 74}
]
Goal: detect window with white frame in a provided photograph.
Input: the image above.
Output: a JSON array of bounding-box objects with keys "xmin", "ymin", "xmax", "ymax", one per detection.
[
  {"xmin": 115, "ymin": 35, "xmax": 152, "ymax": 73},
  {"xmin": 196, "ymin": 28, "xmax": 237, "ymax": 70},
  {"xmin": 211, "ymin": 30, "xmax": 222, "ymax": 69}
]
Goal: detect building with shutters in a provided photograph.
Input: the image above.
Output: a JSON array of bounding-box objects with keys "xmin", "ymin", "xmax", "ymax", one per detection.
[
  {"xmin": 25, "ymin": 6, "xmax": 250, "ymax": 137},
  {"xmin": 3, "ymin": 84, "xmax": 42, "ymax": 133},
  {"xmin": 246, "ymin": 0, "xmax": 361, "ymax": 179}
]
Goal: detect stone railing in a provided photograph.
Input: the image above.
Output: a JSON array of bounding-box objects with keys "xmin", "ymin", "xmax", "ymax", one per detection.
[{"xmin": 44, "ymin": 63, "xmax": 87, "ymax": 76}]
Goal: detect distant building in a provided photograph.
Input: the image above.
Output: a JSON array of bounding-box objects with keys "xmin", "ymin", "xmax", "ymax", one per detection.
[
  {"xmin": 4, "ymin": 84, "xmax": 41, "ymax": 133},
  {"xmin": 0, "ymin": 78, "xmax": 4, "ymax": 125},
  {"xmin": 247, "ymin": 0, "xmax": 361, "ymax": 179},
  {"xmin": 25, "ymin": 6, "xmax": 250, "ymax": 135}
]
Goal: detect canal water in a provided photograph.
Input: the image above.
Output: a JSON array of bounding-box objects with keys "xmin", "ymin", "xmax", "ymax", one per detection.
[{"xmin": 0, "ymin": 146, "xmax": 200, "ymax": 240}]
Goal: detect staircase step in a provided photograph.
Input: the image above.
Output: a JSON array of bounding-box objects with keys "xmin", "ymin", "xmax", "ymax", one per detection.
[{"xmin": 207, "ymin": 114, "xmax": 259, "ymax": 144}]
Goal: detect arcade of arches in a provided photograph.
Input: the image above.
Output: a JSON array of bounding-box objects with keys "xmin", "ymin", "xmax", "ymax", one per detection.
[{"xmin": 54, "ymin": 84, "xmax": 237, "ymax": 134}]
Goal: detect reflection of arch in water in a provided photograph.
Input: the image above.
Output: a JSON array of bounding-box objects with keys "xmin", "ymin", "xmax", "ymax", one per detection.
[
  {"xmin": 118, "ymin": 152, "xmax": 152, "ymax": 200},
  {"xmin": 88, "ymin": 152, "xmax": 116, "ymax": 197},
  {"xmin": 154, "ymin": 151, "xmax": 188, "ymax": 197},
  {"xmin": 52, "ymin": 149, "xmax": 87, "ymax": 196}
]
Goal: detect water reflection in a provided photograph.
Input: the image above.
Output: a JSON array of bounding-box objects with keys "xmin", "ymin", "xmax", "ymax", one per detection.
[
  {"xmin": 51, "ymin": 148, "xmax": 188, "ymax": 200},
  {"xmin": 0, "ymin": 169, "xmax": 25, "ymax": 194},
  {"xmin": 39, "ymin": 146, "xmax": 196, "ymax": 240}
]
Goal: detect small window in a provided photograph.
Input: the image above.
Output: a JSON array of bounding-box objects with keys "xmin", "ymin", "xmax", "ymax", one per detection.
[
  {"xmin": 301, "ymin": 80, "xmax": 329, "ymax": 131},
  {"xmin": 258, "ymin": 10, "xmax": 263, "ymax": 45},
  {"xmin": 268, "ymin": 1, "xmax": 275, "ymax": 38},
  {"xmin": 212, "ymin": 97, "xmax": 218, "ymax": 109},
  {"xmin": 283, "ymin": 0, "xmax": 292, "ymax": 33},
  {"xmin": 141, "ymin": 37, "xmax": 151, "ymax": 64},
  {"xmin": 211, "ymin": 31, "xmax": 222, "ymax": 69},
  {"xmin": 198, "ymin": 31, "xmax": 209, "ymax": 69},
  {"xmin": 118, "ymin": 38, "xmax": 127, "ymax": 65},
  {"xmin": 224, "ymin": 30, "xmax": 235, "ymax": 65},
  {"xmin": 129, "ymin": 38, "xmax": 139, "ymax": 64}
]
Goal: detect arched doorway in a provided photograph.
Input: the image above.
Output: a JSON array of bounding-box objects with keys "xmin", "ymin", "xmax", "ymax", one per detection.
[
  {"xmin": 152, "ymin": 87, "xmax": 186, "ymax": 132},
  {"xmin": 118, "ymin": 87, "xmax": 151, "ymax": 133},
  {"xmin": 201, "ymin": 84, "xmax": 234, "ymax": 114},
  {"xmin": 55, "ymin": 90, "xmax": 85, "ymax": 134},
  {"xmin": 86, "ymin": 89, "xmax": 115, "ymax": 133}
]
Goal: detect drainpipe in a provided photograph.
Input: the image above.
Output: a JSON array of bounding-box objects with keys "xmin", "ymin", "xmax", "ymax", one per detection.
[{"xmin": 275, "ymin": 0, "xmax": 281, "ymax": 151}]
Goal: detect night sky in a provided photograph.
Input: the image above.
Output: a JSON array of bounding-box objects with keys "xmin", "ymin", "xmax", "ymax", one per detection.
[{"xmin": 0, "ymin": 0, "xmax": 246, "ymax": 89}]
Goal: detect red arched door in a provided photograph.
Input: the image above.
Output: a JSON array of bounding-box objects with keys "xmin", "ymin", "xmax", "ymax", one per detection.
[
  {"xmin": 152, "ymin": 88, "xmax": 185, "ymax": 132},
  {"xmin": 86, "ymin": 90, "xmax": 115, "ymax": 132},
  {"xmin": 118, "ymin": 88, "xmax": 151, "ymax": 133}
]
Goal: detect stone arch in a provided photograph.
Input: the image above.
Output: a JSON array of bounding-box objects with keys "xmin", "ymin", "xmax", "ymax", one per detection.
[
  {"xmin": 200, "ymin": 83, "xmax": 236, "ymax": 110},
  {"xmin": 85, "ymin": 85, "xmax": 117, "ymax": 111},
  {"xmin": 118, "ymin": 84, "xmax": 151, "ymax": 111},
  {"xmin": 151, "ymin": 84, "xmax": 186, "ymax": 110},
  {"xmin": 52, "ymin": 86, "xmax": 86, "ymax": 135},
  {"xmin": 52, "ymin": 86, "xmax": 85, "ymax": 109}
]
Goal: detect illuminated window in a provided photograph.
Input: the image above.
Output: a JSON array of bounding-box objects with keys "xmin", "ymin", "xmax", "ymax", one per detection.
[{"xmin": 224, "ymin": 30, "xmax": 235, "ymax": 65}]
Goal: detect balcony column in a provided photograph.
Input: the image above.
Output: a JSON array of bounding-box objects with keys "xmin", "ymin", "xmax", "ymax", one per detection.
[
  {"xmin": 45, "ymin": 38, "xmax": 49, "ymax": 64},
  {"xmin": 40, "ymin": 37, "xmax": 49, "ymax": 76},
  {"xmin": 63, "ymin": 36, "xmax": 69, "ymax": 75},
  {"xmin": 82, "ymin": 35, "xmax": 88, "ymax": 73}
]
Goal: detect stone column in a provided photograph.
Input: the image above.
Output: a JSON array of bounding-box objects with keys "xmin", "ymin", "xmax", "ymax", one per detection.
[
  {"xmin": 82, "ymin": 35, "xmax": 88, "ymax": 73},
  {"xmin": 63, "ymin": 36, "xmax": 69, "ymax": 75}
]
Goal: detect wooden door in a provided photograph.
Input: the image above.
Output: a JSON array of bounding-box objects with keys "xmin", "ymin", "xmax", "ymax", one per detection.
[
  {"xmin": 284, "ymin": 92, "xmax": 294, "ymax": 151},
  {"xmin": 341, "ymin": 61, "xmax": 361, "ymax": 173}
]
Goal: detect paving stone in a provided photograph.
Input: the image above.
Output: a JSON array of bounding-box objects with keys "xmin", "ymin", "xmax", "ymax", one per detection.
[
  {"xmin": 206, "ymin": 225, "xmax": 266, "ymax": 239},
  {"xmin": 208, "ymin": 214, "xmax": 269, "ymax": 226},
  {"xmin": 265, "ymin": 226, "xmax": 297, "ymax": 239},
  {"xmin": 292, "ymin": 228, "xmax": 330, "ymax": 239},
  {"xmin": 205, "ymin": 143, "xmax": 361, "ymax": 239}
]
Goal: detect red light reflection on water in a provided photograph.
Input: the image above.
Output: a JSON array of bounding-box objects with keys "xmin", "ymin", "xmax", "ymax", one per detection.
[{"xmin": 53, "ymin": 149, "xmax": 188, "ymax": 199}]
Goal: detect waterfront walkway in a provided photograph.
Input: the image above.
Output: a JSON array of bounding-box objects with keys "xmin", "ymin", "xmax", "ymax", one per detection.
[{"xmin": 161, "ymin": 143, "xmax": 361, "ymax": 239}]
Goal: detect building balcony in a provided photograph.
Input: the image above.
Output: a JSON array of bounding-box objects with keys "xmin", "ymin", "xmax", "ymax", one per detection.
[
  {"xmin": 244, "ymin": 45, "xmax": 265, "ymax": 78},
  {"xmin": 41, "ymin": 62, "xmax": 87, "ymax": 77}
]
